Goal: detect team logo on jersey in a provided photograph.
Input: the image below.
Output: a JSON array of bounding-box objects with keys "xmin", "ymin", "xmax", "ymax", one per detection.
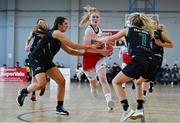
[{"xmin": 35, "ymin": 67, "xmax": 41, "ymax": 71}]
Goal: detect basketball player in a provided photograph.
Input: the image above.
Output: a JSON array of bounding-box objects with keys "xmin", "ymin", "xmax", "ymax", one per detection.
[
  {"xmin": 142, "ymin": 18, "xmax": 173, "ymax": 98},
  {"xmin": 25, "ymin": 19, "xmax": 48, "ymax": 101},
  {"xmin": 79, "ymin": 5, "xmax": 115, "ymax": 112},
  {"xmin": 98, "ymin": 13, "xmax": 158, "ymax": 121},
  {"xmin": 17, "ymin": 16, "xmax": 99, "ymax": 115}
]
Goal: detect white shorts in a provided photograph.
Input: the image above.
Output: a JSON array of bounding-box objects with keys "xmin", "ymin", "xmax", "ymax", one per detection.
[
  {"xmin": 84, "ymin": 57, "xmax": 106, "ymax": 80},
  {"xmin": 121, "ymin": 62, "xmax": 127, "ymax": 69}
]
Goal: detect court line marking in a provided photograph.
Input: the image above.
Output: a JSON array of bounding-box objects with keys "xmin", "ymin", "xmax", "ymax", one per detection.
[{"xmin": 17, "ymin": 109, "xmax": 54, "ymax": 123}]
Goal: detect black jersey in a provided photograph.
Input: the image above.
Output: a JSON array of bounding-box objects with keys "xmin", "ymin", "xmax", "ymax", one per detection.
[
  {"xmin": 152, "ymin": 30, "xmax": 165, "ymax": 56},
  {"xmin": 30, "ymin": 30, "xmax": 61, "ymax": 61},
  {"xmin": 30, "ymin": 33, "xmax": 42, "ymax": 52},
  {"xmin": 126, "ymin": 27, "xmax": 153, "ymax": 57}
]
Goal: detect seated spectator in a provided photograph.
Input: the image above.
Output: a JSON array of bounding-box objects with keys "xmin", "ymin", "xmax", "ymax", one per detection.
[
  {"xmin": 106, "ymin": 64, "xmax": 113, "ymax": 83},
  {"xmin": 111, "ymin": 62, "xmax": 121, "ymax": 79},
  {"xmin": 24, "ymin": 59, "xmax": 32, "ymax": 81},
  {"xmin": 172, "ymin": 64, "xmax": 179, "ymax": 74},
  {"xmin": 74, "ymin": 63, "xmax": 88, "ymax": 82},
  {"xmin": 171, "ymin": 73, "xmax": 179, "ymax": 85},
  {"xmin": 3, "ymin": 64, "xmax": 7, "ymax": 67},
  {"xmin": 77, "ymin": 63, "xmax": 82, "ymax": 69},
  {"xmin": 15, "ymin": 61, "xmax": 20, "ymax": 68}
]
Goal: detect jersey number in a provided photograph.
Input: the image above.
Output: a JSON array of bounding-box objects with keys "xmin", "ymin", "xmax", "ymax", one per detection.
[{"xmin": 139, "ymin": 33, "xmax": 147, "ymax": 46}]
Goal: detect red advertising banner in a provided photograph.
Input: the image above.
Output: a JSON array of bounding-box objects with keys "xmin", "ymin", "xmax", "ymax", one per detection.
[
  {"xmin": 0, "ymin": 67, "xmax": 27, "ymax": 82},
  {"xmin": 102, "ymin": 29, "xmax": 119, "ymax": 36},
  {"xmin": 102, "ymin": 29, "xmax": 124, "ymax": 46}
]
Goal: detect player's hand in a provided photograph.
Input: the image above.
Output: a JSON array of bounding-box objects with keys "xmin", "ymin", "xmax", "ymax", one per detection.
[
  {"xmin": 98, "ymin": 44, "xmax": 113, "ymax": 56},
  {"xmin": 88, "ymin": 44, "xmax": 103, "ymax": 50},
  {"xmin": 106, "ymin": 40, "xmax": 115, "ymax": 46},
  {"xmin": 155, "ymin": 39, "xmax": 164, "ymax": 47},
  {"xmin": 101, "ymin": 48, "xmax": 113, "ymax": 56},
  {"xmin": 25, "ymin": 45, "xmax": 30, "ymax": 52}
]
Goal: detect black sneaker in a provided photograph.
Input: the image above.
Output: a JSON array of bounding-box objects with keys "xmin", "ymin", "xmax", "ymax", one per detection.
[
  {"xmin": 16, "ymin": 90, "xmax": 27, "ymax": 106},
  {"xmin": 39, "ymin": 88, "xmax": 45, "ymax": 96},
  {"xmin": 149, "ymin": 87, "xmax": 153, "ymax": 93},
  {"xmin": 132, "ymin": 82, "xmax": 135, "ymax": 90},
  {"xmin": 56, "ymin": 106, "xmax": 69, "ymax": 115},
  {"xmin": 149, "ymin": 82, "xmax": 154, "ymax": 93}
]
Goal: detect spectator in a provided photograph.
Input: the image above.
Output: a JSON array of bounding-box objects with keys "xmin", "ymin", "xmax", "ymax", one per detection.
[
  {"xmin": 15, "ymin": 61, "xmax": 20, "ymax": 68},
  {"xmin": 3, "ymin": 64, "xmax": 7, "ymax": 67}
]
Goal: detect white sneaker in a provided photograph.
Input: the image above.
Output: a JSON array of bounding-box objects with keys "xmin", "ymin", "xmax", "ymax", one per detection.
[
  {"xmin": 131, "ymin": 109, "xmax": 144, "ymax": 119},
  {"xmin": 107, "ymin": 100, "xmax": 115, "ymax": 112},
  {"xmin": 122, "ymin": 83, "xmax": 126, "ymax": 88},
  {"xmin": 120, "ymin": 108, "xmax": 134, "ymax": 122},
  {"xmin": 90, "ymin": 88, "xmax": 98, "ymax": 98}
]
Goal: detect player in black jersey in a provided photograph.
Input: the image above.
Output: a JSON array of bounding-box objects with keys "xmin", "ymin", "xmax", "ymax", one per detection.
[
  {"xmin": 98, "ymin": 12, "xmax": 157, "ymax": 121},
  {"xmin": 142, "ymin": 19, "xmax": 173, "ymax": 98},
  {"xmin": 25, "ymin": 19, "xmax": 49, "ymax": 101},
  {"xmin": 17, "ymin": 16, "xmax": 99, "ymax": 115}
]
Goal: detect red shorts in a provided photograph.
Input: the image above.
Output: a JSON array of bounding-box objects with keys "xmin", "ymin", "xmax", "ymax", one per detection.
[
  {"xmin": 122, "ymin": 53, "xmax": 132, "ymax": 64},
  {"xmin": 82, "ymin": 52, "xmax": 104, "ymax": 71}
]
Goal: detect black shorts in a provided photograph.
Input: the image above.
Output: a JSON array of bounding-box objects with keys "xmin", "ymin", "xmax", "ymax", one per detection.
[
  {"xmin": 28, "ymin": 55, "xmax": 56, "ymax": 76},
  {"xmin": 122, "ymin": 56, "xmax": 157, "ymax": 81},
  {"xmin": 155, "ymin": 55, "xmax": 163, "ymax": 71}
]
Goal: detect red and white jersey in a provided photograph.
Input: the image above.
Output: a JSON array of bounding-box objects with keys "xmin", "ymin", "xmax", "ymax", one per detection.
[
  {"xmin": 82, "ymin": 25, "xmax": 104, "ymax": 71},
  {"xmin": 119, "ymin": 46, "xmax": 132, "ymax": 64},
  {"xmin": 87, "ymin": 25, "xmax": 102, "ymax": 37}
]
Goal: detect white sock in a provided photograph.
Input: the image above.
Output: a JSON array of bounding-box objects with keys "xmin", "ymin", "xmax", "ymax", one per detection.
[
  {"xmin": 105, "ymin": 93, "xmax": 112, "ymax": 102},
  {"xmin": 122, "ymin": 83, "xmax": 126, "ymax": 88}
]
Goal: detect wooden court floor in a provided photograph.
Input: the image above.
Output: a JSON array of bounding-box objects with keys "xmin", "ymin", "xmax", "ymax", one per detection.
[{"xmin": 0, "ymin": 81, "xmax": 180, "ymax": 123}]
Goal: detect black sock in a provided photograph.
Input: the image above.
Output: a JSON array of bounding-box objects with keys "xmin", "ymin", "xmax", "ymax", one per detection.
[
  {"xmin": 150, "ymin": 82, "xmax": 154, "ymax": 88},
  {"xmin": 132, "ymin": 82, "xmax": 135, "ymax": 89},
  {"xmin": 22, "ymin": 88, "xmax": 29, "ymax": 94},
  {"xmin": 57, "ymin": 101, "xmax": 64, "ymax": 107},
  {"xmin": 137, "ymin": 100, "xmax": 144, "ymax": 110},
  {"xmin": 120, "ymin": 99, "xmax": 129, "ymax": 111},
  {"xmin": 143, "ymin": 91, "xmax": 147, "ymax": 96}
]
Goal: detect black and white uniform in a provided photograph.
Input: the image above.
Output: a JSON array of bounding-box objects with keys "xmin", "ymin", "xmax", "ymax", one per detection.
[
  {"xmin": 122, "ymin": 27, "xmax": 157, "ymax": 81},
  {"xmin": 28, "ymin": 30, "xmax": 61, "ymax": 76}
]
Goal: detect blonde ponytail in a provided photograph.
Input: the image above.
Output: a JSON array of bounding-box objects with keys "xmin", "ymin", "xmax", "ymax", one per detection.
[
  {"xmin": 130, "ymin": 12, "xmax": 154, "ymax": 37},
  {"xmin": 140, "ymin": 14, "xmax": 154, "ymax": 37},
  {"xmin": 79, "ymin": 5, "xmax": 98, "ymax": 27},
  {"xmin": 79, "ymin": 14, "xmax": 90, "ymax": 27}
]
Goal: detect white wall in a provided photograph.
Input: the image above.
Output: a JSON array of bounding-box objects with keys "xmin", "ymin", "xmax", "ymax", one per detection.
[
  {"xmin": 14, "ymin": 0, "xmax": 72, "ymax": 67},
  {"xmin": 0, "ymin": 0, "xmax": 7, "ymax": 65}
]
